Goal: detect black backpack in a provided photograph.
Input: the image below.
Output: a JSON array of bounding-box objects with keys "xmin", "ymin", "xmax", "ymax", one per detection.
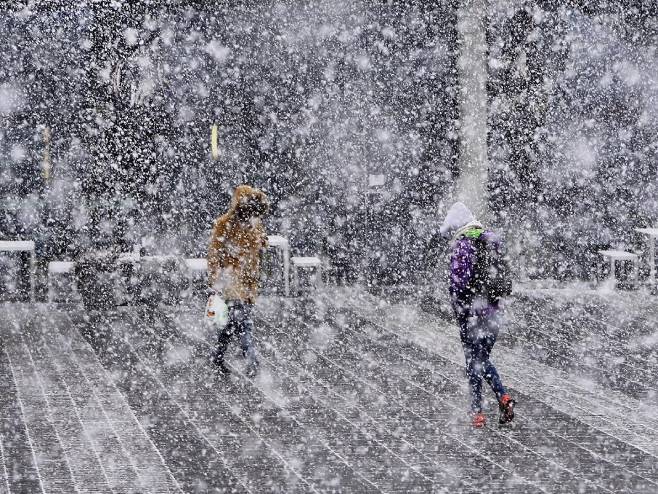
[{"xmin": 466, "ymin": 229, "xmax": 513, "ymax": 303}]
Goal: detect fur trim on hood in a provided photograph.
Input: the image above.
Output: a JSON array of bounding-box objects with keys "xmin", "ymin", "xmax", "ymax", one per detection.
[{"xmin": 228, "ymin": 184, "xmax": 270, "ymax": 217}]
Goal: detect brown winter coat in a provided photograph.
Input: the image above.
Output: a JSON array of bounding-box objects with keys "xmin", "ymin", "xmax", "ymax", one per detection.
[{"xmin": 207, "ymin": 185, "xmax": 269, "ymax": 304}]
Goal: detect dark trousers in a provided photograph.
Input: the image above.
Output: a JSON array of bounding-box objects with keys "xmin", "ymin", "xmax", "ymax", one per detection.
[
  {"xmin": 458, "ymin": 311, "xmax": 507, "ymax": 413},
  {"xmin": 213, "ymin": 301, "xmax": 258, "ymax": 366}
]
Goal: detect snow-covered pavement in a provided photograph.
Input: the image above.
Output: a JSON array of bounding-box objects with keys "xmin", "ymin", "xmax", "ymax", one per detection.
[{"xmin": 1, "ymin": 286, "xmax": 656, "ymax": 493}]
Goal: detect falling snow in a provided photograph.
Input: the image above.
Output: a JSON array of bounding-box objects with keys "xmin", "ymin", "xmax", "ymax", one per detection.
[{"xmin": 1, "ymin": 1, "xmax": 658, "ymax": 493}]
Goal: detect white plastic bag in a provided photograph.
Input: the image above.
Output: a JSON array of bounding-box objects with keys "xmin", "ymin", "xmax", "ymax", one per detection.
[{"xmin": 205, "ymin": 294, "xmax": 229, "ymax": 328}]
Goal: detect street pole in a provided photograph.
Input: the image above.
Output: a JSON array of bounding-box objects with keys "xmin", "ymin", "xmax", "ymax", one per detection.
[{"xmin": 456, "ymin": 0, "xmax": 489, "ymax": 222}]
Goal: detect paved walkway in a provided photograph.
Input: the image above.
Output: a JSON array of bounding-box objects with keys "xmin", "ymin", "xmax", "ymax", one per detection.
[{"xmin": 0, "ymin": 285, "xmax": 656, "ymax": 493}]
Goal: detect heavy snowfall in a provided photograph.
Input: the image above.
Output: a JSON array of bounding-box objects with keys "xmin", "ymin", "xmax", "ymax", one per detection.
[{"xmin": 1, "ymin": 0, "xmax": 657, "ymax": 493}]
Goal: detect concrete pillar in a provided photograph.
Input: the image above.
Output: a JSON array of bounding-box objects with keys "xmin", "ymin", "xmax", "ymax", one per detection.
[{"xmin": 455, "ymin": 0, "xmax": 489, "ymax": 221}]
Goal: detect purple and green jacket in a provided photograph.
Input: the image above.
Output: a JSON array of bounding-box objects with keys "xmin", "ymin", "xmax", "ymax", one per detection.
[{"xmin": 449, "ymin": 228, "xmax": 502, "ymax": 318}]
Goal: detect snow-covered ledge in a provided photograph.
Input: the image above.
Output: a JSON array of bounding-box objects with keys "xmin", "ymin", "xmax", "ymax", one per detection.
[{"xmin": 456, "ymin": 0, "xmax": 489, "ymax": 221}]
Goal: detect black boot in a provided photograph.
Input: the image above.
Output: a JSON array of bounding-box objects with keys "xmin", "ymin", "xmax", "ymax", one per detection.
[
  {"xmin": 212, "ymin": 357, "xmax": 231, "ymax": 375},
  {"xmin": 245, "ymin": 360, "xmax": 259, "ymax": 378}
]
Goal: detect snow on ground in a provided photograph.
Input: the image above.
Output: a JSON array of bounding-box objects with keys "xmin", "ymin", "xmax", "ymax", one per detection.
[{"xmin": 1, "ymin": 285, "xmax": 657, "ymax": 493}]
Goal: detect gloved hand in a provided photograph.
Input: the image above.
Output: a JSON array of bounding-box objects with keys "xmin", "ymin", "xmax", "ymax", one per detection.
[{"xmin": 205, "ymin": 288, "xmax": 216, "ymax": 315}]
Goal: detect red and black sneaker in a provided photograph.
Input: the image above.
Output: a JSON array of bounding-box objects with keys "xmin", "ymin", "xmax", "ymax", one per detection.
[
  {"xmin": 471, "ymin": 412, "xmax": 486, "ymax": 428},
  {"xmin": 499, "ymin": 394, "xmax": 516, "ymax": 424}
]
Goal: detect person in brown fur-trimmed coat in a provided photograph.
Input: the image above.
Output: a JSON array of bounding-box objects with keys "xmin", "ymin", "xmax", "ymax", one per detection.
[{"xmin": 207, "ymin": 184, "xmax": 269, "ymax": 376}]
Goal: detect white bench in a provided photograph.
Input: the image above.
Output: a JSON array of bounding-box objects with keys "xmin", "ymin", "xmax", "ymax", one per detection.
[
  {"xmin": 184, "ymin": 258, "xmax": 208, "ymax": 272},
  {"xmin": 44, "ymin": 252, "xmax": 284, "ymax": 302},
  {"xmin": 186, "ymin": 247, "xmax": 292, "ymax": 298},
  {"xmin": 267, "ymin": 235, "xmax": 290, "ymax": 296},
  {"xmin": 184, "ymin": 234, "xmax": 290, "ymax": 297},
  {"xmin": 291, "ymin": 256, "xmax": 322, "ymax": 294},
  {"xmin": 46, "ymin": 255, "xmax": 211, "ymax": 303},
  {"xmin": 0, "ymin": 240, "xmax": 36, "ymax": 301},
  {"xmin": 636, "ymin": 227, "xmax": 658, "ymax": 288},
  {"xmin": 598, "ymin": 250, "xmax": 639, "ymax": 289},
  {"xmin": 128, "ymin": 256, "xmax": 206, "ymax": 300},
  {"xmin": 47, "ymin": 261, "xmax": 77, "ymax": 302}
]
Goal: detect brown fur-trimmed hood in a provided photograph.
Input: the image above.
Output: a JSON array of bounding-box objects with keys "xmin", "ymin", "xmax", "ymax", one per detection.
[{"xmin": 227, "ymin": 185, "xmax": 270, "ymax": 219}]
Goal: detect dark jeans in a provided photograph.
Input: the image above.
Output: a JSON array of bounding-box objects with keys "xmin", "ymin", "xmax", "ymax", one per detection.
[
  {"xmin": 457, "ymin": 311, "xmax": 507, "ymax": 413},
  {"xmin": 213, "ymin": 301, "xmax": 258, "ymax": 367}
]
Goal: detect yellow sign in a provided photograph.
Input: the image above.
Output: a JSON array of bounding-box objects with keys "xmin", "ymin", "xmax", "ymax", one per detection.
[{"xmin": 211, "ymin": 124, "xmax": 219, "ymax": 160}]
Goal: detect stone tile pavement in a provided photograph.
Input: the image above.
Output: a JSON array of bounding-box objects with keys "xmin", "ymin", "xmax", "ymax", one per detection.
[{"xmin": 0, "ymin": 284, "xmax": 656, "ymax": 493}]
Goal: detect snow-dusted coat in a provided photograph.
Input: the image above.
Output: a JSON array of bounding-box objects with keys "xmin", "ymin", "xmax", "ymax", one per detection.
[{"xmin": 207, "ymin": 185, "xmax": 269, "ymax": 304}]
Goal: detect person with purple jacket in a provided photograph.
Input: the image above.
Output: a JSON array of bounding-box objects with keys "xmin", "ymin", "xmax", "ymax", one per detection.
[{"xmin": 439, "ymin": 202, "xmax": 515, "ymax": 428}]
